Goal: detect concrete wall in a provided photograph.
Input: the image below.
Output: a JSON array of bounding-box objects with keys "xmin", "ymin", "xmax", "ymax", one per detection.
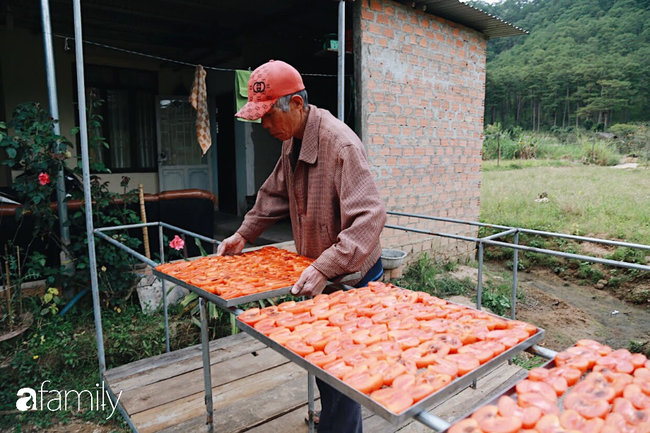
[
  {"xmin": 357, "ymin": 0, "xmax": 486, "ymax": 263},
  {"xmin": 0, "ymin": 28, "xmax": 193, "ymax": 195}
]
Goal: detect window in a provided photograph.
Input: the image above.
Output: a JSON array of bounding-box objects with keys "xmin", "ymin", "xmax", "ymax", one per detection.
[{"xmin": 82, "ymin": 65, "xmax": 158, "ymax": 172}]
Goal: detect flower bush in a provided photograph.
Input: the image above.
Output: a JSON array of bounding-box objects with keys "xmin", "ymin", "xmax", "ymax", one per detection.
[{"xmin": 0, "ymin": 102, "xmax": 141, "ymax": 307}]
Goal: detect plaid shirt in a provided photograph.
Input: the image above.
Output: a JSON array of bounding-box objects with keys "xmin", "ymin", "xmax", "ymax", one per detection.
[{"xmin": 237, "ymin": 105, "xmax": 386, "ymax": 283}]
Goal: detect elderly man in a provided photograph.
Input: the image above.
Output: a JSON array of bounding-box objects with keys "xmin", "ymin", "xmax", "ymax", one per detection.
[{"xmin": 218, "ymin": 60, "xmax": 386, "ymax": 433}]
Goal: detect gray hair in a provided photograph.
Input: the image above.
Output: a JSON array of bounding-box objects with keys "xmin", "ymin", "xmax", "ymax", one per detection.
[{"xmin": 274, "ymin": 89, "xmax": 309, "ymax": 112}]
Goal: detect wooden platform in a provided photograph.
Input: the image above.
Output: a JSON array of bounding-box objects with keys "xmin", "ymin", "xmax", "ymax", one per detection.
[{"xmin": 105, "ymin": 332, "xmax": 529, "ymax": 433}]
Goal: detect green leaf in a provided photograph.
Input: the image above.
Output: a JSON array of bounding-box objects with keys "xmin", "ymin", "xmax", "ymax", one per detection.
[
  {"xmin": 6, "ymin": 147, "xmax": 16, "ymax": 159},
  {"xmin": 181, "ymin": 292, "xmax": 198, "ymax": 307},
  {"xmin": 40, "ymin": 308, "xmax": 50, "ymax": 316},
  {"xmin": 44, "ymin": 293, "xmax": 53, "ymax": 303},
  {"xmin": 194, "ymin": 238, "xmax": 208, "ymax": 257}
]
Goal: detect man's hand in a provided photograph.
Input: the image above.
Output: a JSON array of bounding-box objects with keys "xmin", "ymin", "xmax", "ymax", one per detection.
[
  {"xmin": 291, "ymin": 265, "xmax": 328, "ymax": 297},
  {"xmin": 216, "ymin": 232, "xmax": 247, "ymax": 256}
]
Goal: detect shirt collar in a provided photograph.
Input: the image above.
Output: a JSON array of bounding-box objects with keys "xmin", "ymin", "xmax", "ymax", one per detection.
[{"xmin": 297, "ymin": 105, "xmax": 320, "ymax": 165}]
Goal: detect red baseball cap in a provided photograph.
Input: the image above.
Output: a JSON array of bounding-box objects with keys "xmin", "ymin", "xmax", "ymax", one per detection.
[{"xmin": 235, "ymin": 60, "xmax": 305, "ymax": 121}]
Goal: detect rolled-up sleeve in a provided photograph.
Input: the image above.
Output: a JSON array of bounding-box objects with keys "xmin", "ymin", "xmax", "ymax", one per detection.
[
  {"xmin": 311, "ymin": 143, "xmax": 386, "ymax": 279},
  {"xmin": 237, "ymin": 157, "xmax": 290, "ymax": 243}
]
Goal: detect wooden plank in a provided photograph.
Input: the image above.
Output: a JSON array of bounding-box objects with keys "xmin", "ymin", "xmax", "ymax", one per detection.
[
  {"xmin": 110, "ymin": 337, "xmax": 269, "ymax": 392},
  {"xmin": 244, "ymin": 403, "xmax": 318, "ymax": 433},
  {"xmin": 131, "ymin": 362, "xmax": 306, "ymax": 433},
  {"xmin": 121, "ymin": 347, "xmax": 289, "ymax": 415},
  {"xmin": 105, "ymin": 332, "xmax": 257, "ymax": 383},
  {"xmin": 161, "ymin": 375, "xmax": 320, "ymax": 433}
]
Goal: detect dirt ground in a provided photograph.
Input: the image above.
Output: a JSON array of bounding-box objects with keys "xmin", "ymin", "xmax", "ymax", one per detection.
[{"xmin": 452, "ymin": 263, "xmax": 650, "ymax": 352}]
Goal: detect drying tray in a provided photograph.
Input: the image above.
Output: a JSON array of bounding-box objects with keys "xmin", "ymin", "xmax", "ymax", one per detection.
[
  {"xmin": 237, "ymin": 309, "xmax": 546, "ymax": 425},
  {"xmin": 152, "ymin": 268, "xmax": 359, "ymax": 309},
  {"xmin": 441, "ymin": 358, "xmax": 557, "ymax": 431}
]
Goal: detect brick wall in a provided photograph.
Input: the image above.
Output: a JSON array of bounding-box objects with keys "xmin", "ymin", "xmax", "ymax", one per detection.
[{"xmin": 356, "ymin": 0, "xmax": 487, "ymax": 265}]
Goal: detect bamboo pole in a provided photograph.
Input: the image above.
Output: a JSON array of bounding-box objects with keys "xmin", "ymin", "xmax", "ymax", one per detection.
[
  {"xmin": 138, "ymin": 184, "xmax": 151, "ymax": 260},
  {"xmin": 16, "ymin": 247, "xmax": 22, "ymax": 317},
  {"xmin": 4, "ymin": 245, "xmax": 13, "ymax": 331}
]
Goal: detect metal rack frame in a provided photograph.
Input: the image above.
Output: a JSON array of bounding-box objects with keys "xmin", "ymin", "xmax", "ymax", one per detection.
[{"xmin": 91, "ymin": 212, "xmax": 650, "ymax": 432}]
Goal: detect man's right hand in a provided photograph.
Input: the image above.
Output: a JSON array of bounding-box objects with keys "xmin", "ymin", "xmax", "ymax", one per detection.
[{"xmin": 216, "ymin": 232, "xmax": 247, "ymax": 256}]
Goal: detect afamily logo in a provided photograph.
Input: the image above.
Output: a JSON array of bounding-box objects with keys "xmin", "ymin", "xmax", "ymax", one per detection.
[{"xmin": 16, "ymin": 381, "xmax": 122, "ymax": 420}]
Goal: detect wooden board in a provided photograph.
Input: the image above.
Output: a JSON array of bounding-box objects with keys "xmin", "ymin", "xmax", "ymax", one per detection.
[{"xmin": 105, "ymin": 333, "xmax": 529, "ymax": 433}]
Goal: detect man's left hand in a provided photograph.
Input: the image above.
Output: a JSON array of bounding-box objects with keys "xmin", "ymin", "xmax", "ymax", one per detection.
[{"xmin": 291, "ymin": 265, "xmax": 328, "ymax": 297}]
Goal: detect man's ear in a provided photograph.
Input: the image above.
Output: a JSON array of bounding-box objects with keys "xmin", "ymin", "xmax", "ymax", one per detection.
[{"xmin": 290, "ymin": 94, "xmax": 304, "ymax": 109}]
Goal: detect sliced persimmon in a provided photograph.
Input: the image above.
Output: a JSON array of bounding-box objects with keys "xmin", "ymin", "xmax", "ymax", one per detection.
[
  {"xmin": 624, "ymin": 383, "xmax": 650, "ymax": 410},
  {"xmin": 471, "ymin": 404, "xmax": 522, "ymax": 433},
  {"xmin": 416, "ymin": 371, "xmax": 452, "ymax": 394},
  {"xmin": 497, "ymin": 395, "xmax": 541, "ymax": 429},
  {"xmin": 304, "ymin": 351, "xmax": 337, "ymax": 367},
  {"xmin": 445, "ymin": 353, "xmax": 481, "ymax": 376},
  {"xmin": 419, "ymin": 318, "xmax": 450, "ymax": 333},
  {"xmin": 428, "ymin": 358, "xmax": 459, "ymax": 378},
  {"xmin": 447, "ymin": 418, "xmax": 482, "ymax": 433},
  {"xmin": 554, "ymin": 350, "xmax": 591, "ymax": 373},
  {"xmin": 563, "ymin": 391, "xmax": 610, "ymax": 419},
  {"xmin": 612, "ymin": 396, "xmax": 650, "ymax": 425},
  {"xmin": 458, "ymin": 343, "xmax": 494, "ymax": 364},
  {"xmin": 392, "ymin": 373, "xmax": 416, "ymax": 390},
  {"xmin": 366, "ymin": 341, "xmax": 403, "ymax": 359},
  {"xmin": 517, "ymin": 392, "xmax": 560, "ymax": 416},
  {"xmin": 323, "ymin": 359, "xmax": 353, "ymax": 379},
  {"xmin": 410, "ymin": 382, "xmax": 436, "ymax": 402},
  {"xmin": 269, "ymin": 328, "xmax": 300, "ymax": 345},
  {"xmin": 285, "ymin": 339, "xmax": 315, "ymax": 357},
  {"xmin": 370, "ymin": 387, "xmax": 414, "ymax": 414},
  {"xmin": 238, "ymin": 308, "xmax": 268, "ymax": 325},
  {"xmin": 343, "ymin": 372, "xmax": 383, "ymax": 394},
  {"xmin": 432, "ymin": 333, "xmax": 464, "ymax": 352},
  {"xmin": 515, "ymin": 380, "xmax": 558, "ymax": 403},
  {"xmin": 382, "ymin": 361, "xmax": 408, "ymax": 386}
]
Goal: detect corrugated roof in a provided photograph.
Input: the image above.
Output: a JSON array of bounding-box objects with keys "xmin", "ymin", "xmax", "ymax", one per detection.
[{"xmin": 404, "ymin": 0, "xmax": 528, "ymax": 38}]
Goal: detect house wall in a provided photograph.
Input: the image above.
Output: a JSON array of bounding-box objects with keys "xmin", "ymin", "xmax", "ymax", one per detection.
[
  {"xmin": 357, "ymin": 0, "xmax": 486, "ymax": 264},
  {"xmin": 0, "ymin": 29, "xmax": 194, "ymax": 195}
]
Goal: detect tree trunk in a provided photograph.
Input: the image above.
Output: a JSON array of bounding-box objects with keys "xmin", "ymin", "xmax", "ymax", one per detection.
[{"xmin": 497, "ymin": 135, "xmax": 501, "ymax": 167}]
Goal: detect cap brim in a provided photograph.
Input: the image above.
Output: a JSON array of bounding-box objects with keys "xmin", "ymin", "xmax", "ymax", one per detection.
[{"xmin": 235, "ymin": 99, "xmax": 277, "ymax": 121}]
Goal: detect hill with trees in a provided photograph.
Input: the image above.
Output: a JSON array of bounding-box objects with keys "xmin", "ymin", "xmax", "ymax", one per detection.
[{"xmin": 469, "ymin": 0, "xmax": 650, "ymax": 131}]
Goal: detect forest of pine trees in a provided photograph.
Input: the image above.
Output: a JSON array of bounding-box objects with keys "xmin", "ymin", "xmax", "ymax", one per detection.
[{"xmin": 470, "ymin": 0, "xmax": 650, "ymax": 131}]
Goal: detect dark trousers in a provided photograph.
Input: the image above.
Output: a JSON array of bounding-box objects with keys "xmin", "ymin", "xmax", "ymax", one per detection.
[{"xmin": 316, "ymin": 258, "xmax": 383, "ymax": 433}]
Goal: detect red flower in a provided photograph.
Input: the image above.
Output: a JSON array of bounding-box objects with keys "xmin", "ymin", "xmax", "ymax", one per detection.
[
  {"xmin": 169, "ymin": 235, "xmax": 185, "ymax": 251},
  {"xmin": 38, "ymin": 172, "xmax": 50, "ymax": 185}
]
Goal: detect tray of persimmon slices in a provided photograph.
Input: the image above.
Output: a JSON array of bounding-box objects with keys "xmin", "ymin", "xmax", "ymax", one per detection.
[
  {"xmin": 445, "ymin": 338, "xmax": 650, "ymax": 433},
  {"xmin": 154, "ymin": 246, "xmax": 314, "ymax": 308},
  {"xmin": 235, "ymin": 281, "xmax": 545, "ymax": 425}
]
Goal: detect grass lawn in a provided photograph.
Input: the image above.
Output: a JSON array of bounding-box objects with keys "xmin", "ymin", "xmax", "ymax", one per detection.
[{"xmin": 480, "ymin": 161, "xmax": 650, "ymax": 245}]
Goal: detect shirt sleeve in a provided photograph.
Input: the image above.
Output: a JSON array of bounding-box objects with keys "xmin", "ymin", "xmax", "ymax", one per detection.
[
  {"xmin": 236, "ymin": 155, "xmax": 290, "ymax": 243},
  {"xmin": 311, "ymin": 143, "xmax": 386, "ymax": 279}
]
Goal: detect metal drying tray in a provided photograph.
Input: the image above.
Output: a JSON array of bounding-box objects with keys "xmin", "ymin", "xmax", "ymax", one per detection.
[
  {"xmin": 237, "ymin": 319, "xmax": 545, "ymax": 425},
  {"xmin": 152, "ymin": 269, "xmax": 360, "ymax": 309}
]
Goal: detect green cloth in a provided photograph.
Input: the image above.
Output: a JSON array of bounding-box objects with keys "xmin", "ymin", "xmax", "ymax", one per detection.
[{"xmin": 235, "ymin": 70, "xmax": 260, "ymax": 123}]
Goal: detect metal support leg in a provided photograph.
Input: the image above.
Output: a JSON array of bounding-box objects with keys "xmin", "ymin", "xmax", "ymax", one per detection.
[
  {"xmin": 474, "ymin": 242, "xmax": 484, "ymax": 386},
  {"xmin": 159, "ymin": 224, "xmax": 170, "ymax": 353},
  {"xmin": 308, "ymin": 372, "xmax": 315, "ymax": 433},
  {"xmin": 511, "ymin": 231, "xmax": 519, "ymax": 320},
  {"xmin": 476, "ymin": 242, "xmax": 484, "ymax": 310},
  {"xmin": 200, "ymin": 298, "xmax": 214, "ymax": 432}
]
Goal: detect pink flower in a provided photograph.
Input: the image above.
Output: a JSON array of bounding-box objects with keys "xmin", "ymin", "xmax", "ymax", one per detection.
[
  {"xmin": 38, "ymin": 172, "xmax": 50, "ymax": 185},
  {"xmin": 169, "ymin": 235, "xmax": 185, "ymax": 251}
]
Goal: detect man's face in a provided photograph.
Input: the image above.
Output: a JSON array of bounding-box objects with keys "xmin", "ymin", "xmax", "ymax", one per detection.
[{"xmin": 261, "ymin": 97, "xmax": 302, "ymax": 141}]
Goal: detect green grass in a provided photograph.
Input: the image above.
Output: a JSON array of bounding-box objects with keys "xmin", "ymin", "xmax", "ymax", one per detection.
[{"xmin": 480, "ymin": 164, "xmax": 650, "ymax": 245}]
